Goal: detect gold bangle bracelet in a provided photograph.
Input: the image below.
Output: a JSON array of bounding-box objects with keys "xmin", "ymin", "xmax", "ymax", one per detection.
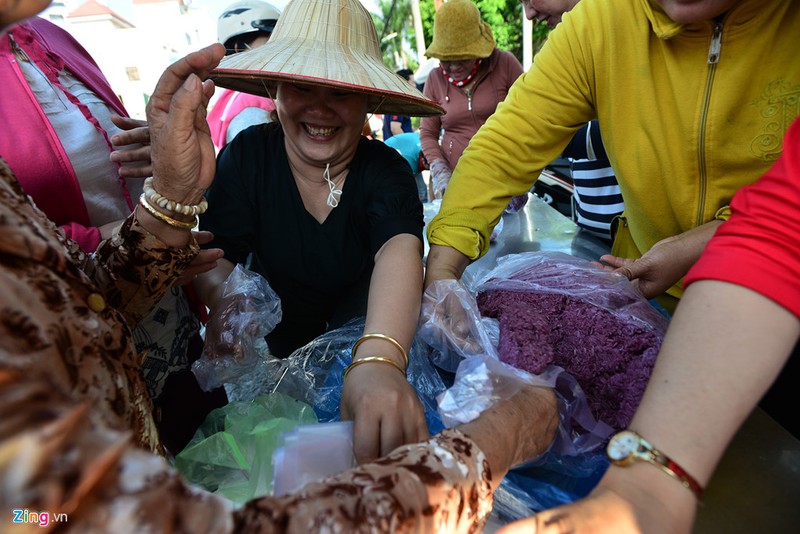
[
  {"xmin": 352, "ymin": 333, "xmax": 409, "ymax": 368},
  {"xmin": 138, "ymin": 195, "xmax": 197, "ymax": 230},
  {"xmin": 343, "ymin": 356, "xmax": 406, "ymax": 381}
]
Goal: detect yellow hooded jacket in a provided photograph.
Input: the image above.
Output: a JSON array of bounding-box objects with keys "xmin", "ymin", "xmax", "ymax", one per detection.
[{"xmin": 427, "ymin": 0, "xmax": 800, "ymax": 301}]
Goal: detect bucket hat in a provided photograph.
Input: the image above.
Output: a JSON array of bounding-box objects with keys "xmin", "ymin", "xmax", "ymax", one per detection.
[
  {"xmin": 424, "ymin": 0, "xmax": 495, "ymax": 61},
  {"xmin": 210, "ymin": 0, "xmax": 443, "ymax": 117}
]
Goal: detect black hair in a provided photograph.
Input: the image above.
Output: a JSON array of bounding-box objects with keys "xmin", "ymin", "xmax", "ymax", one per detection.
[
  {"xmin": 223, "ymin": 30, "xmax": 271, "ymax": 56},
  {"xmin": 396, "ymin": 68, "xmax": 414, "ymax": 81}
]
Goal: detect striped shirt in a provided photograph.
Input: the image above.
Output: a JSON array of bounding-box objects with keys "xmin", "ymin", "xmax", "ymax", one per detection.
[{"xmin": 564, "ymin": 121, "xmax": 624, "ymax": 242}]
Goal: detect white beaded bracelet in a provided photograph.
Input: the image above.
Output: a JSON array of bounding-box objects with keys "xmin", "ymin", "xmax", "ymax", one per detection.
[{"xmin": 143, "ymin": 177, "xmax": 209, "ymax": 217}]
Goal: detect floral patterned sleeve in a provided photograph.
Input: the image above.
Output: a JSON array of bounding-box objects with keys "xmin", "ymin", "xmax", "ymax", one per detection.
[
  {"xmin": 234, "ymin": 429, "xmax": 495, "ymax": 533},
  {"xmin": 76, "ymin": 213, "xmax": 199, "ymax": 330},
  {"xmin": 0, "ymin": 367, "xmax": 494, "ymax": 534}
]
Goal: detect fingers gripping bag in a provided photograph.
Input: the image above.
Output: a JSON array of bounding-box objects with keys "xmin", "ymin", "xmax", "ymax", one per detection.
[
  {"xmin": 225, "ymin": 317, "xmax": 449, "ymax": 436},
  {"xmin": 192, "ymin": 264, "xmax": 282, "ymax": 391}
]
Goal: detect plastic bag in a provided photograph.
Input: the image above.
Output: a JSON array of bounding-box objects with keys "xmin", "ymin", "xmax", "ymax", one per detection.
[
  {"xmin": 174, "ymin": 392, "xmax": 317, "ymax": 504},
  {"xmin": 272, "ymin": 421, "xmax": 356, "ymax": 497},
  {"xmin": 225, "ymin": 317, "xmax": 449, "ymax": 436},
  {"xmin": 473, "ymin": 252, "xmax": 669, "ymax": 333},
  {"xmin": 418, "ymin": 279, "xmax": 500, "ymax": 372},
  {"xmin": 474, "ymin": 251, "xmax": 667, "ymax": 431},
  {"xmin": 418, "ymin": 251, "xmax": 668, "ymax": 516},
  {"xmin": 437, "ymin": 354, "xmax": 611, "ymax": 521},
  {"xmin": 192, "ymin": 264, "xmax": 282, "ymax": 391}
]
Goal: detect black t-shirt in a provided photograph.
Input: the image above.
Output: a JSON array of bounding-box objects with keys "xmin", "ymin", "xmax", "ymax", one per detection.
[{"xmin": 201, "ymin": 123, "xmax": 423, "ymax": 357}]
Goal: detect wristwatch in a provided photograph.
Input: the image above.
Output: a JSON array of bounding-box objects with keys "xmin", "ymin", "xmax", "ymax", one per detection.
[{"xmin": 606, "ymin": 430, "xmax": 704, "ymax": 500}]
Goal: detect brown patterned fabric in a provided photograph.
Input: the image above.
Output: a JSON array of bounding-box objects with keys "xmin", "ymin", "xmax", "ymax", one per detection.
[
  {"xmin": 0, "ymin": 159, "xmax": 496, "ymax": 532},
  {"xmin": 0, "ymin": 159, "xmax": 198, "ymax": 451},
  {"xmin": 234, "ymin": 429, "xmax": 493, "ymax": 533}
]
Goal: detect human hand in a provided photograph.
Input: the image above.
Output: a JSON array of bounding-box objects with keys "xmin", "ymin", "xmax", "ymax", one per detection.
[
  {"xmin": 201, "ymin": 265, "xmax": 281, "ymax": 359},
  {"xmin": 599, "ymin": 239, "xmax": 688, "ymax": 300},
  {"xmin": 146, "ymin": 43, "xmax": 225, "ymax": 205},
  {"xmin": 109, "ymin": 115, "xmax": 152, "ymax": 178},
  {"xmin": 454, "ymin": 384, "xmax": 558, "ymax": 488},
  {"xmin": 419, "ymin": 279, "xmax": 495, "ymax": 361},
  {"xmin": 598, "ymin": 222, "xmax": 723, "ymax": 299},
  {"xmin": 504, "ymin": 193, "xmax": 529, "ymax": 214},
  {"xmin": 340, "ymin": 363, "xmax": 428, "ymax": 464},
  {"xmin": 174, "ymin": 230, "xmax": 224, "ymax": 286},
  {"xmin": 429, "ymin": 159, "xmax": 452, "ymax": 199},
  {"xmin": 495, "ymin": 466, "xmax": 696, "ymax": 534}
]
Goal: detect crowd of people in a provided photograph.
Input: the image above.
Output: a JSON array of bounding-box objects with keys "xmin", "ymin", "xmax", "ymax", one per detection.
[{"xmin": 1, "ymin": 0, "xmax": 798, "ymax": 532}]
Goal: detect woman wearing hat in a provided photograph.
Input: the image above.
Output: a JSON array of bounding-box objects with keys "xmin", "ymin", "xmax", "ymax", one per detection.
[
  {"xmin": 195, "ymin": 0, "xmax": 443, "ymax": 464},
  {"xmin": 1, "ymin": 0, "xmax": 560, "ymax": 529},
  {"xmin": 420, "ymin": 0, "xmax": 524, "ymax": 200}
]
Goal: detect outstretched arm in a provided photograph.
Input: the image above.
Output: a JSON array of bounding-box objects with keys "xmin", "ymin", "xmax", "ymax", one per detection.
[{"xmin": 341, "ymin": 233, "xmax": 429, "ymax": 463}]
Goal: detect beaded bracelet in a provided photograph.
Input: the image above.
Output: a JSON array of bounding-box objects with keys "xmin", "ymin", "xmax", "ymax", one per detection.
[
  {"xmin": 138, "ymin": 194, "xmax": 197, "ymax": 229},
  {"xmin": 143, "ymin": 177, "xmax": 208, "ymax": 217},
  {"xmin": 352, "ymin": 333, "xmax": 409, "ymax": 368},
  {"xmin": 343, "ymin": 356, "xmax": 406, "ymax": 381}
]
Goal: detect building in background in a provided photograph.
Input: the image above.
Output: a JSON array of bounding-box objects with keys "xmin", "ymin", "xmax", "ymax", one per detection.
[
  {"xmin": 36, "ymin": 1, "xmax": 382, "ymax": 119},
  {"xmin": 39, "ymin": 0, "xmax": 218, "ymax": 118}
]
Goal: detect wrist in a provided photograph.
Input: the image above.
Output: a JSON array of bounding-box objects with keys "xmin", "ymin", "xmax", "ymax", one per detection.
[
  {"xmin": 134, "ymin": 204, "xmax": 193, "ymax": 248},
  {"xmin": 150, "ymin": 177, "xmax": 206, "ymax": 207},
  {"xmin": 424, "ymin": 245, "xmax": 469, "ymax": 290},
  {"xmin": 599, "ymin": 463, "xmax": 698, "ymax": 532}
]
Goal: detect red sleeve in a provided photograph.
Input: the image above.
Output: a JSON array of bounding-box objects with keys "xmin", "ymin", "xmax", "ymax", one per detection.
[{"xmin": 685, "ymin": 118, "xmax": 800, "ymax": 319}]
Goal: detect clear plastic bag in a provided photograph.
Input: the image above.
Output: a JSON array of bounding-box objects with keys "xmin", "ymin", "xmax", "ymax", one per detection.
[
  {"xmin": 418, "ymin": 279, "xmax": 500, "ymax": 372},
  {"xmin": 418, "ymin": 251, "xmax": 668, "ymax": 517},
  {"xmin": 473, "ymin": 251, "xmax": 669, "ymax": 333},
  {"xmin": 473, "ymin": 251, "xmax": 667, "ymax": 431},
  {"xmin": 225, "ymin": 317, "xmax": 449, "ymax": 436},
  {"xmin": 192, "ymin": 264, "xmax": 282, "ymax": 391}
]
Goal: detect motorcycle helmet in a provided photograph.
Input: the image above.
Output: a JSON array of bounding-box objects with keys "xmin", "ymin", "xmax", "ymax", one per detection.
[{"xmin": 218, "ymin": 0, "xmax": 281, "ymax": 53}]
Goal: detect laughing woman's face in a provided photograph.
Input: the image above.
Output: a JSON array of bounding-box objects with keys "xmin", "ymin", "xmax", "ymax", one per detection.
[
  {"xmin": 276, "ymin": 82, "xmax": 369, "ymax": 169},
  {"xmin": 0, "ymin": 0, "xmax": 51, "ymax": 30}
]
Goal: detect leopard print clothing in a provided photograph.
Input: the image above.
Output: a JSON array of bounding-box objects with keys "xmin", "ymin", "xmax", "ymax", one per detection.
[
  {"xmin": 233, "ymin": 429, "xmax": 494, "ymax": 533},
  {"xmin": 0, "ymin": 367, "xmax": 492, "ymax": 533},
  {"xmin": 0, "ymin": 159, "xmax": 198, "ymax": 451}
]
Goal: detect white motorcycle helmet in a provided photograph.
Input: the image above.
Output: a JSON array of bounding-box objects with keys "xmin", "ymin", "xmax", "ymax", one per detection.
[{"xmin": 218, "ymin": 0, "xmax": 282, "ymax": 54}]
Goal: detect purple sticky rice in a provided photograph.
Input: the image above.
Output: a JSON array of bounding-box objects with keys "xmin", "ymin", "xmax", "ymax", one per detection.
[{"xmin": 477, "ymin": 286, "xmax": 662, "ymax": 431}]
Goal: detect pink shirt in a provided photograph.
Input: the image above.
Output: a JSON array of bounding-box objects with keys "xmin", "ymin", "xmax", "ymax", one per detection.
[
  {"xmin": 420, "ymin": 49, "xmax": 523, "ymax": 170},
  {"xmin": 207, "ymin": 88, "xmax": 276, "ymax": 149}
]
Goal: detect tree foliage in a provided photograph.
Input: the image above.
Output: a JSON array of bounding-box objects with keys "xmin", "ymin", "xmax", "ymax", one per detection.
[{"xmin": 373, "ymin": 0, "xmax": 418, "ymax": 71}]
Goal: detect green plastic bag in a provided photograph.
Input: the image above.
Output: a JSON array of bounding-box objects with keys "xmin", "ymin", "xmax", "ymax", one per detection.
[{"xmin": 175, "ymin": 392, "xmax": 317, "ymax": 504}]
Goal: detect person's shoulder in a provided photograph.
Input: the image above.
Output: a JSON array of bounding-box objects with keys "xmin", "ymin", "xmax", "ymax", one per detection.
[
  {"xmin": 222, "ymin": 123, "xmax": 281, "ymax": 166},
  {"xmin": 233, "ymin": 121, "xmax": 280, "ymax": 144},
  {"xmin": 489, "ymin": 48, "xmax": 523, "ymax": 72},
  {"xmin": 357, "ymin": 137, "xmax": 410, "ymax": 172},
  {"xmin": 23, "ymin": 17, "xmax": 87, "ymax": 54}
]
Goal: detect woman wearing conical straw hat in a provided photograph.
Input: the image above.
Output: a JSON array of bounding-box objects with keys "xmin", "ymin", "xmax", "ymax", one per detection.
[
  {"xmin": 1, "ymin": 0, "xmax": 559, "ymax": 531},
  {"xmin": 194, "ymin": 0, "xmax": 440, "ymax": 465}
]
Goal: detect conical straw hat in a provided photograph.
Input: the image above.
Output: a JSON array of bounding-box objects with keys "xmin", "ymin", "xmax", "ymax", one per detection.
[{"xmin": 210, "ymin": 0, "xmax": 444, "ymax": 117}]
